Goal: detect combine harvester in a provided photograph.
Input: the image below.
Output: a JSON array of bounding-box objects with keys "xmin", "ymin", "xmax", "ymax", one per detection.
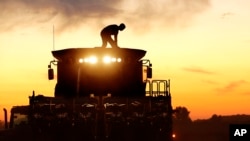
[{"xmin": 1, "ymin": 43, "xmax": 173, "ymax": 141}]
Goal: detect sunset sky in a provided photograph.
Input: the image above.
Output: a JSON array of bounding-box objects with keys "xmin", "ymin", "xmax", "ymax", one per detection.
[{"xmin": 0, "ymin": 0, "xmax": 250, "ymax": 121}]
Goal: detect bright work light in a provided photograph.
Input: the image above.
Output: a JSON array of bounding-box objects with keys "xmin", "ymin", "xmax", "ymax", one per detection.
[
  {"xmin": 88, "ymin": 56, "xmax": 97, "ymax": 64},
  {"xmin": 79, "ymin": 56, "xmax": 121, "ymax": 64},
  {"xmin": 79, "ymin": 58, "xmax": 84, "ymax": 63},
  {"xmin": 103, "ymin": 56, "xmax": 112, "ymax": 64},
  {"xmin": 79, "ymin": 56, "xmax": 97, "ymax": 64},
  {"xmin": 117, "ymin": 58, "xmax": 122, "ymax": 62}
]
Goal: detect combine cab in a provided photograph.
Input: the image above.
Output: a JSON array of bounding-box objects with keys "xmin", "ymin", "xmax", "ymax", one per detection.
[{"xmin": 1, "ymin": 47, "xmax": 173, "ymax": 141}]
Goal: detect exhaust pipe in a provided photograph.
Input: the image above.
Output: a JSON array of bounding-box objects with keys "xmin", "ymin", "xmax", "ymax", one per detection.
[{"xmin": 3, "ymin": 108, "xmax": 8, "ymax": 129}]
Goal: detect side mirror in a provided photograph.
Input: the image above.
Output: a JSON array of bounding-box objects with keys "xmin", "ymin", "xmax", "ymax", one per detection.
[
  {"xmin": 48, "ymin": 68, "xmax": 54, "ymax": 80},
  {"xmin": 147, "ymin": 67, "xmax": 152, "ymax": 78}
]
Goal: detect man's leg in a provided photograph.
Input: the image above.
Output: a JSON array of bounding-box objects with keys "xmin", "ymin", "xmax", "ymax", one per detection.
[
  {"xmin": 101, "ymin": 35, "xmax": 108, "ymax": 48},
  {"xmin": 108, "ymin": 38, "xmax": 118, "ymax": 48}
]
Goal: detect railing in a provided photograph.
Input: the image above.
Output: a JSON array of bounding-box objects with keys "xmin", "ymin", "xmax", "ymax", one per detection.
[{"xmin": 146, "ymin": 79, "xmax": 170, "ymax": 97}]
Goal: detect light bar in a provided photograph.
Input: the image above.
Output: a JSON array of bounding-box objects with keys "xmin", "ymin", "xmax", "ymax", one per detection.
[{"xmin": 79, "ymin": 56, "xmax": 122, "ymax": 64}]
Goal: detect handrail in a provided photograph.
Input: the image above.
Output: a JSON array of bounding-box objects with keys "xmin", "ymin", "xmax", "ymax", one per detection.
[{"xmin": 146, "ymin": 79, "xmax": 170, "ymax": 97}]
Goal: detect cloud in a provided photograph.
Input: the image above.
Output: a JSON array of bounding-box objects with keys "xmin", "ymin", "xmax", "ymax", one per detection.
[
  {"xmin": 182, "ymin": 66, "xmax": 215, "ymax": 75},
  {"xmin": 242, "ymin": 91, "xmax": 250, "ymax": 95},
  {"xmin": 201, "ymin": 79, "xmax": 218, "ymax": 85},
  {"xmin": 125, "ymin": 0, "xmax": 211, "ymax": 33},
  {"xmin": 215, "ymin": 80, "xmax": 248, "ymax": 93},
  {"xmin": 0, "ymin": 0, "xmax": 211, "ymax": 33},
  {"xmin": 0, "ymin": 0, "xmax": 123, "ymax": 32}
]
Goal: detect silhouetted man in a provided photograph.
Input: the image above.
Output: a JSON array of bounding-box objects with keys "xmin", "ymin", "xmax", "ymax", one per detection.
[{"xmin": 101, "ymin": 23, "xmax": 126, "ymax": 48}]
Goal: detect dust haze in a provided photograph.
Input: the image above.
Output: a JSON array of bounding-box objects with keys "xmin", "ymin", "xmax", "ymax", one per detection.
[{"xmin": 0, "ymin": 0, "xmax": 210, "ymax": 33}]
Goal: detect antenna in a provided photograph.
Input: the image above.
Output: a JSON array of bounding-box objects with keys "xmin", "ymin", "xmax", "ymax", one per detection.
[{"xmin": 53, "ymin": 25, "xmax": 55, "ymax": 51}]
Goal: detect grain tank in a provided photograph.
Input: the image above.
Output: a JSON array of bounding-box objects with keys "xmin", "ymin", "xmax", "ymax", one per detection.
[{"xmin": 51, "ymin": 47, "xmax": 148, "ymax": 97}]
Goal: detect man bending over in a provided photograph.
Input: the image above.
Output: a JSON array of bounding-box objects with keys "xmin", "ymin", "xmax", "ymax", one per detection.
[{"xmin": 100, "ymin": 23, "xmax": 126, "ymax": 48}]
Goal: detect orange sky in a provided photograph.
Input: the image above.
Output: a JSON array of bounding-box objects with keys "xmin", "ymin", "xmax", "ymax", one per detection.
[{"xmin": 1, "ymin": 0, "xmax": 250, "ymax": 121}]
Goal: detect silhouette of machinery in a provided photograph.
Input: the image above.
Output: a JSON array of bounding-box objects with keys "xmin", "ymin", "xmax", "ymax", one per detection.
[{"xmin": 4, "ymin": 48, "xmax": 173, "ymax": 141}]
